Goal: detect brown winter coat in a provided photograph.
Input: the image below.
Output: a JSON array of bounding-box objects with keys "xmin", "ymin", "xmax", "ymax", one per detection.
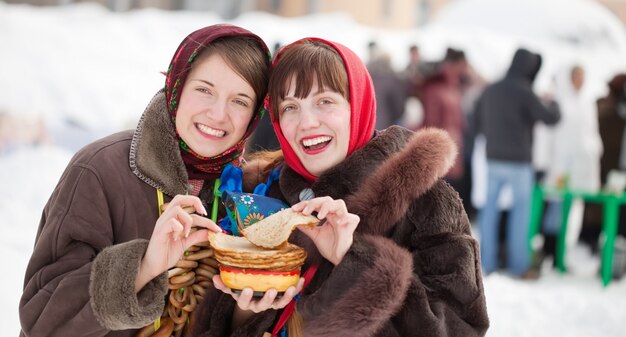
[
  {"xmin": 19, "ymin": 91, "xmax": 213, "ymax": 336},
  {"xmin": 189, "ymin": 126, "xmax": 489, "ymax": 337}
]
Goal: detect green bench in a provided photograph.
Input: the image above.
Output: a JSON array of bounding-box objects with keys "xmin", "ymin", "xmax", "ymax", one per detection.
[{"xmin": 529, "ymin": 185, "xmax": 626, "ymax": 286}]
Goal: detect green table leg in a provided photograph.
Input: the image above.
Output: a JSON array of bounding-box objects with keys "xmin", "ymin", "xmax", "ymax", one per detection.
[
  {"xmin": 556, "ymin": 192, "xmax": 573, "ymax": 273},
  {"xmin": 601, "ymin": 197, "xmax": 619, "ymax": 287},
  {"xmin": 529, "ymin": 185, "xmax": 545, "ymax": 255}
]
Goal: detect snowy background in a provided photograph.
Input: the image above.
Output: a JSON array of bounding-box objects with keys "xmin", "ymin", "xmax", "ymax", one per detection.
[{"xmin": 2, "ymin": 0, "xmax": 626, "ymax": 336}]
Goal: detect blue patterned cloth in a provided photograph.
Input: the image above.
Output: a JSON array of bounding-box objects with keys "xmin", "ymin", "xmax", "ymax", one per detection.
[{"xmin": 218, "ymin": 164, "xmax": 287, "ymax": 236}]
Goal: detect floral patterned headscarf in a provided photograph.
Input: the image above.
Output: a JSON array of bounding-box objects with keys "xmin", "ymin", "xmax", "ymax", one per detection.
[{"xmin": 165, "ymin": 24, "xmax": 270, "ymax": 179}]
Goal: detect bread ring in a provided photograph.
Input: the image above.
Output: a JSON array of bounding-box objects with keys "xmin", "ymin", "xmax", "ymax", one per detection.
[
  {"xmin": 186, "ymin": 245, "xmax": 201, "ymax": 252},
  {"xmin": 195, "ymin": 267, "xmax": 216, "ymax": 279},
  {"xmin": 170, "ymin": 272, "xmax": 195, "ymax": 285},
  {"xmin": 134, "ymin": 322, "xmax": 156, "ymax": 337},
  {"xmin": 185, "ymin": 249, "xmax": 214, "ymax": 261},
  {"xmin": 195, "ymin": 294, "xmax": 204, "ymax": 303},
  {"xmin": 168, "ymin": 305, "xmax": 188, "ymax": 325},
  {"xmin": 169, "ymin": 289, "xmax": 184, "ymax": 309},
  {"xmin": 152, "ymin": 317, "xmax": 174, "ymax": 337},
  {"xmin": 182, "ymin": 287, "xmax": 197, "ymax": 312},
  {"xmin": 167, "ymin": 267, "xmax": 186, "ymax": 278},
  {"xmin": 167, "ymin": 277, "xmax": 194, "ymax": 290},
  {"xmin": 191, "ymin": 284, "xmax": 206, "ymax": 297},
  {"xmin": 182, "ymin": 300, "xmax": 196, "ymax": 313},
  {"xmin": 173, "ymin": 322, "xmax": 185, "ymax": 332},
  {"xmin": 175, "ymin": 259, "xmax": 198, "ymax": 269},
  {"xmin": 197, "ymin": 280, "xmax": 212, "ymax": 289},
  {"xmin": 194, "ymin": 275, "xmax": 210, "ymax": 283},
  {"xmin": 175, "ymin": 286, "xmax": 189, "ymax": 304},
  {"xmin": 199, "ymin": 257, "xmax": 219, "ymax": 268},
  {"xmin": 197, "ymin": 264, "xmax": 218, "ymax": 275}
]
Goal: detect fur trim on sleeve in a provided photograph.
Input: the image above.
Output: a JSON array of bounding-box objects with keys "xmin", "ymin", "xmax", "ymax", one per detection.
[
  {"xmin": 299, "ymin": 234, "xmax": 413, "ymax": 336},
  {"xmin": 89, "ymin": 239, "xmax": 167, "ymax": 330},
  {"xmin": 348, "ymin": 128, "xmax": 457, "ymax": 235}
]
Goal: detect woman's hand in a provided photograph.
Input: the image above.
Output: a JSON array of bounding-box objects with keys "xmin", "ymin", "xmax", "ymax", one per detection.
[
  {"xmin": 292, "ymin": 196, "xmax": 360, "ymax": 265},
  {"xmin": 213, "ymin": 274, "xmax": 304, "ymax": 328},
  {"xmin": 135, "ymin": 195, "xmax": 222, "ymax": 292}
]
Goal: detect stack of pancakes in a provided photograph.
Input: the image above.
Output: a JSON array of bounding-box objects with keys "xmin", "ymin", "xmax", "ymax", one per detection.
[{"xmin": 208, "ymin": 208, "xmax": 319, "ymax": 293}]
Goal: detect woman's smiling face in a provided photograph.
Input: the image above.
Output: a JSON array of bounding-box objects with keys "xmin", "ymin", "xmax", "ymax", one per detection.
[
  {"xmin": 278, "ymin": 77, "xmax": 351, "ymax": 177},
  {"xmin": 175, "ymin": 53, "xmax": 256, "ymax": 158}
]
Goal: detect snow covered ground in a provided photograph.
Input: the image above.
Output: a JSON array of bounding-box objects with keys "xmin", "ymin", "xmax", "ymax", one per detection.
[{"xmin": 2, "ymin": 1, "xmax": 626, "ymax": 336}]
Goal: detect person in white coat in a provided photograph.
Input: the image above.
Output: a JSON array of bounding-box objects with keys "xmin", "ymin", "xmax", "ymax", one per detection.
[{"xmin": 542, "ymin": 65, "xmax": 603, "ymax": 266}]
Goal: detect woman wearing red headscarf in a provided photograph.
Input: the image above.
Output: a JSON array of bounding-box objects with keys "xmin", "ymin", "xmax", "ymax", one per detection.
[
  {"xmin": 191, "ymin": 38, "xmax": 489, "ymax": 337},
  {"xmin": 19, "ymin": 25, "xmax": 271, "ymax": 337}
]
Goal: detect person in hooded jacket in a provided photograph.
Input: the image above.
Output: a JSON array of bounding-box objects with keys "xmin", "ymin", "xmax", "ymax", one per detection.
[
  {"xmin": 19, "ymin": 24, "xmax": 271, "ymax": 337},
  {"xmin": 474, "ymin": 48, "xmax": 561, "ymax": 277},
  {"xmin": 189, "ymin": 38, "xmax": 489, "ymax": 337}
]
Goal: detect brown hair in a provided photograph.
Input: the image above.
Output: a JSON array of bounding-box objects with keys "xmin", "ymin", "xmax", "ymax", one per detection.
[
  {"xmin": 245, "ymin": 149, "xmax": 285, "ymax": 178},
  {"xmin": 268, "ymin": 39, "xmax": 349, "ymax": 119},
  {"xmin": 193, "ymin": 35, "xmax": 271, "ymax": 112}
]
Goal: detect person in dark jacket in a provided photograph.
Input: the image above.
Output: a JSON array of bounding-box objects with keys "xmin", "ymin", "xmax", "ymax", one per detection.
[
  {"xmin": 367, "ymin": 51, "xmax": 407, "ymax": 129},
  {"xmin": 598, "ymin": 74, "xmax": 626, "ymax": 183},
  {"xmin": 190, "ymin": 38, "xmax": 489, "ymax": 337},
  {"xmin": 584, "ymin": 73, "xmax": 626, "ymax": 245},
  {"xmin": 19, "ymin": 25, "xmax": 271, "ymax": 337},
  {"xmin": 419, "ymin": 48, "xmax": 469, "ymax": 208},
  {"xmin": 474, "ymin": 47, "xmax": 560, "ymax": 277}
]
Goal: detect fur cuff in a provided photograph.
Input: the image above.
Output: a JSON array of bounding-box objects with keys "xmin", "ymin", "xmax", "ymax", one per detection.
[
  {"xmin": 89, "ymin": 239, "xmax": 167, "ymax": 330},
  {"xmin": 300, "ymin": 234, "xmax": 413, "ymax": 336}
]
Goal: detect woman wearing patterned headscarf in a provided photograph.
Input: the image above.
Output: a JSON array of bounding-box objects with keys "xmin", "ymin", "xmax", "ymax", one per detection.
[{"xmin": 19, "ymin": 24, "xmax": 270, "ymax": 337}]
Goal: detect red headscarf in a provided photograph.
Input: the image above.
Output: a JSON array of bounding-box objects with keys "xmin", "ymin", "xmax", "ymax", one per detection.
[
  {"xmin": 165, "ymin": 24, "xmax": 270, "ymax": 179},
  {"xmin": 269, "ymin": 38, "xmax": 376, "ymax": 182}
]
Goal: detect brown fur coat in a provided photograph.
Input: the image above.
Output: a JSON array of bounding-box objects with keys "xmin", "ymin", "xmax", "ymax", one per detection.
[{"xmin": 190, "ymin": 126, "xmax": 489, "ymax": 337}]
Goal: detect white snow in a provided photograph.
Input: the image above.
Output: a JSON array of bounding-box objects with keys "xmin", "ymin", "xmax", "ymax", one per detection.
[{"xmin": 2, "ymin": 1, "xmax": 626, "ymax": 336}]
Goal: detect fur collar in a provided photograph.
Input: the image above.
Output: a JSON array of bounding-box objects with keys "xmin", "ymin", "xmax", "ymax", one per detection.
[
  {"xmin": 279, "ymin": 126, "xmax": 456, "ymax": 235},
  {"xmin": 129, "ymin": 90, "xmax": 189, "ymax": 196}
]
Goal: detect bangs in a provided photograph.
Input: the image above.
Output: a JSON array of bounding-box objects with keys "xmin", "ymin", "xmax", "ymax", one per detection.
[
  {"xmin": 269, "ymin": 40, "xmax": 349, "ymax": 118},
  {"xmin": 192, "ymin": 36, "xmax": 270, "ymax": 112}
]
